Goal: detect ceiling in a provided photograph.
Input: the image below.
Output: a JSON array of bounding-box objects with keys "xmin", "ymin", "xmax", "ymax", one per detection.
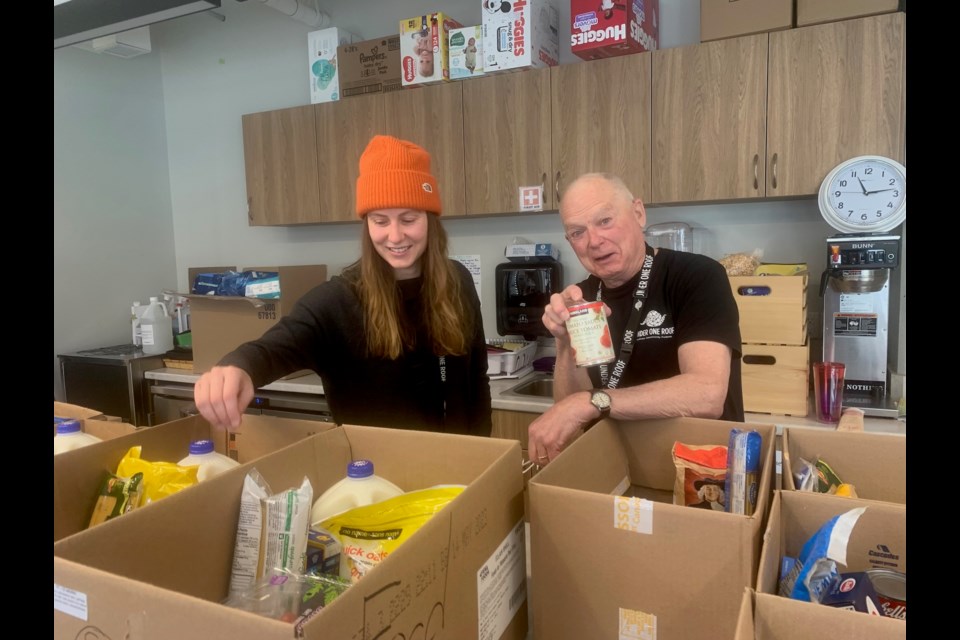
[{"xmin": 54, "ymin": 0, "xmax": 222, "ymax": 49}]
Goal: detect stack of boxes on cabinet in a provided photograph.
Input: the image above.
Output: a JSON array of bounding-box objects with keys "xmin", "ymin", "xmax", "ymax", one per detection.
[{"xmin": 730, "ymin": 274, "xmax": 810, "ymax": 416}]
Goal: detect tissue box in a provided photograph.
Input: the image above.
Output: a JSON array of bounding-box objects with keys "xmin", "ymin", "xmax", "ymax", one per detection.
[{"xmin": 505, "ymin": 243, "xmax": 560, "ymax": 262}]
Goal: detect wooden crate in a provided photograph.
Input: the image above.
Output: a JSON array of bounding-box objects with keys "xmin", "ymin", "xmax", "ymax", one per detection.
[
  {"xmin": 741, "ymin": 343, "xmax": 809, "ymax": 416},
  {"xmin": 729, "ymin": 275, "xmax": 808, "ymax": 345}
]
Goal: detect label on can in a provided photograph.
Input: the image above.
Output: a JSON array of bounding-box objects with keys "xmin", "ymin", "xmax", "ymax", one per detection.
[
  {"xmin": 867, "ymin": 569, "xmax": 906, "ymax": 621},
  {"xmin": 566, "ymin": 301, "xmax": 615, "ymax": 367}
]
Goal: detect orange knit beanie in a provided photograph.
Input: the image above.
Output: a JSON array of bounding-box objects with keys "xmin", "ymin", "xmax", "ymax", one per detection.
[{"xmin": 355, "ymin": 135, "xmax": 442, "ymax": 217}]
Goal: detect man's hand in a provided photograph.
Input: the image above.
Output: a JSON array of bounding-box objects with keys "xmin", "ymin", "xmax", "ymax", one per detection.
[
  {"xmin": 527, "ymin": 391, "xmax": 598, "ymax": 464},
  {"xmin": 194, "ymin": 365, "xmax": 255, "ymax": 431}
]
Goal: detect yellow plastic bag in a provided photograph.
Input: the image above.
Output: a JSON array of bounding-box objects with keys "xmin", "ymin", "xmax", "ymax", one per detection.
[
  {"xmin": 320, "ymin": 486, "xmax": 464, "ymax": 583},
  {"xmin": 115, "ymin": 446, "xmax": 199, "ymax": 504}
]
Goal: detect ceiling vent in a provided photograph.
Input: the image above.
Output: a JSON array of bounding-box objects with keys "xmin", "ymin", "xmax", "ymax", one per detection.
[{"xmin": 90, "ymin": 26, "xmax": 152, "ymax": 58}]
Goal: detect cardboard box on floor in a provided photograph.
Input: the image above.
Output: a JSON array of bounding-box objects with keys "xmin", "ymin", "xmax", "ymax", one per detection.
[
  {"xmin": 735, "ymin": 587, "xmax": 905, "ymax": 639},
  {"xmin": 752, "ymin": 490, "xmax": 906, "ymax": 635},
  {"xmin": 700, "ymin": 0, "xmax": 794, "ymax": 43},
  {"xmin": 54, "ymin": 425, "xmax": 528, "ymax": 640},
  {"xmin": 53, "ymin": 414, "xmax": 328, "ymax": 543},
  {"xmin": 185, "ymin": 264, "xmax": 328, "ymax": 374},
  {"xmin": 529, "ymin": 417, "xmax": 776, "ymax": 640},
  {"xmin": 796, "ymin": 0, "xmax": 902, "ymax": 27},
  {"xmin": 781, "ymin": 428, "xmax": 906, "ymax": 503},
  {"xmin": 54, "ymin": 401, "xmax": 138, "ymax": 441}
]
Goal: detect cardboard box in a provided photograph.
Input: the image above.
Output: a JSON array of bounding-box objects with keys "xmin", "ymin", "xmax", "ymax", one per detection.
[
  {"xmin": 797, "ymin": 0, "xmax": 902, "ymax": 27},
  {"xmin": 700, "ymin": 0, "xmax": 793, "ymax": 43},
  {"xmin": 753, "ymin": 491, "xmax": 906, "ymax": 632},
  {"xmin": 53, "ymin": 414, "xmax": 330, "ymax": 543},
  {"xmin": 399, "ymin": 13, "xmax": 464, "ymax": 86},
  {"xmin": 54, "ymin": 401, "xmax": 138, "ymax": 441},
  {"xmin": 741, "ymin": 343, "xmax": 809, "ymax": 416},
  {"xmin": 570, "ymin": 0, "xmax": 659, "ymax": 60},
  {"xmin": 730, "ymin": 275, "xmax": 808, "ymax": 346},
  {"xmin": 338, "ymin": 35, "xmax": 403, "ymax": 97},
  {"xmin": 482, "ymin": 0, "xmax": 561, "ymax": 74},
  {"xmin": 186, "ymin": 264, "xmax": 327, "ymax": 374},
  {"xmin": 308, "ymin": 27, "xmax": 359, "ymax": 104},
  {"xmin": 449, "ymin": 25, "xmax": 485, "ymax": 79},
  {"xmin": 781, "ymin": 428, "xmax": 906, "ymax": 503},
  {"xmin": 530, "ymin": 417, "xmax": 776, "ymax": 639},
  {"xmin": 54, "ymin": 425, "xmax": 528, "ymax": 640},
  {"xmin": 735, "ymin": 587, "xmax": 906, "ymax": 639}
]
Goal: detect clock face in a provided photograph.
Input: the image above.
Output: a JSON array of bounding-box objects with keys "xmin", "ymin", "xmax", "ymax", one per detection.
[{"xmin": 818, "ymin": 156, "xmax": 906, "ymax": 233}]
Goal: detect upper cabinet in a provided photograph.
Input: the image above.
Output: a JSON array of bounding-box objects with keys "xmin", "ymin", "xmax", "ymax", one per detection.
[
  {"xmin": 462, "ymin": 68, "xmax": 553, "ymax": 215},
  {"xmin": 242, "ymin": 105, "xmax": 322, "ymax": 226},
  {"xmin": 766, "ymin": 12, "xmax": 906, "ymax": 197},
  {"xmin": 652, "ymin": 35, "xmax": 768, "ymax": 203},
  {"xmin": 552, "ymin": 53, "xmax": 653, "ymax": 204},
  {"xmin": 381, "ymin": 83, "xmax": 467, "ymax": 216}
]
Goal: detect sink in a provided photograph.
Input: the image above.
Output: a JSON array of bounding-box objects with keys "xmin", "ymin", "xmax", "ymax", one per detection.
[{"xmin": 502, "ymin": 374, "xmax": 554, "ymax": 399}]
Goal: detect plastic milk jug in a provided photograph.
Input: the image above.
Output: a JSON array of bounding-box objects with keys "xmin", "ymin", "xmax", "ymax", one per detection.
[
  {"xmin": 311, "ymin": 459, "xmax": 404, "ymax": 526},
  {"xmin": 177, "ymin": 439, "xmax": 240, "ymax": 482},
  {"xmin": 54, "ymin": 419, "xmax": 103, "ymax": 455},
  {"xmin": 140, "ymin": 296, "xmax": 174, "ymax": 355}
]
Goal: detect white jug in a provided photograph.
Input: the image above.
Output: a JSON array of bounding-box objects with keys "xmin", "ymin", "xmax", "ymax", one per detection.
[{"xmin": 140, "ymin": 296, "xmax": 174, "ymax": 355}]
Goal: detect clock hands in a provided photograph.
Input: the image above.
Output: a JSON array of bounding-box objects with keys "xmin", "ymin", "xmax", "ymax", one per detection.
[
  {"xmin": 856, "ymin": 177, "xmax": 869, "ymax": 196},
  {"xmin": 865, "ymin": 188, "xmax": 896, "ymax": 195}
]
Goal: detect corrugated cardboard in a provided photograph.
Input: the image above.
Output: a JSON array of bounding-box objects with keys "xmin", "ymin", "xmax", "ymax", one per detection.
[
  {"xmin": 399, "ymin": 13, "xmax": 463, "ymax": 85},
  {"xmin": 797, "ymin": 0, "xmax": 902, "ymax": 27},
  {"xmin": 570, "ymin": 0, "xmax": 659, "ymax": 60},
  {"xmin": 753, "ymin": 491, "xmax": 906, "ymax": 634},
  {"xmin": 54, "ymin": 401, "xmax": 138, "ymax": 440},
  {"xmin": 53, "ymin": 414, "xmax": 330, "ymax": 542},
  {"xmin": 781, "ymin": 428, "xmax": 906, "ymax": 503},
  {"xmin": 529, "ymin": 417, "xmax": 776, "ymax": 639},
  {"xmin": 700, "ymin": 0, "xmax": 794, "ymax": 43},
  {"xmin": 186, "ymin": 264, "xmax": 327, "ymax": 374},
  {"xmin": 54, "ymin": 426, "xmax": 528, "ymax": 640},
  {"xmin": 337, "ymin": 36, "xmax": 403, "ymax": 97},
  {"xmin": 735, "ymin": 588, "xmax": 906, "ymax": 639}
]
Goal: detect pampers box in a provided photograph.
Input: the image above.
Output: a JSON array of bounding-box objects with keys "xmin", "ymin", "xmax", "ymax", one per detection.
[
  {"xmin": 570, "ymin": 0, "xmax": 660, "ymax": 61},
  {"xmin": 308, "ymin": 27, "xmax": 358, "ymax": 104},
  {"xmin": 449, "ymin": 25, "xmax": 484, "ymax": 79},
  {"xmin": 399, "ymin": 13, "xmax": 464, "ymax": 86},
  {"xmin": 481, "ymin": 0, "xmax": 560, "ymax": 74}
]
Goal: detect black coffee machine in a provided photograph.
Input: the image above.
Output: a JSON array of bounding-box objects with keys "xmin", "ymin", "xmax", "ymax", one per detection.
[{"xmin": 495, "ymin": 260, "xmax": 563, "ymax": 339}]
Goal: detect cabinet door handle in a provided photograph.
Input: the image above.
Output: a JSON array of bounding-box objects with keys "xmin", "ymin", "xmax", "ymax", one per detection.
[
  {"xmin": 753, "ymin": 154, "xmax": 759, "ymax": 191},
  {"xmin": 555, "ymin": 171, "xmax": 561, "ymax": 206},
  {"xmin": 771, "ymin": 153, "xmax": 778, "ymax": 191},
  {"xmin": 541, "ymin": 172, "xmax": 546, "ymax": 198}
]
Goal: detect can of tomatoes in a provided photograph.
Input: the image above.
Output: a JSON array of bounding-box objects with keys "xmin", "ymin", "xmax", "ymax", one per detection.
[
  {"xmin": 565, "ymin": 301, "xmax": 615, "ymax": 367},
  {"xmin": 867, "ymin": 569, "xmax": 906, "ymax": 621}
]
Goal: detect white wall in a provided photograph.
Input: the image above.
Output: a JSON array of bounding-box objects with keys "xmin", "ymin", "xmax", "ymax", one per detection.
[
  {"xmin": 53, "ymin": 0, "xmax": 904, "ymax": 399},
  {"xmin": 54, "ymin": 47, "xmax": 178, "ymax": 398}
]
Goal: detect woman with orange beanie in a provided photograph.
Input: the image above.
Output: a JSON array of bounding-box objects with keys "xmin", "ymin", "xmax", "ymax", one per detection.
[{"xmin": 194, "ymin": 135, "xmax": 492, "ymax": 436}]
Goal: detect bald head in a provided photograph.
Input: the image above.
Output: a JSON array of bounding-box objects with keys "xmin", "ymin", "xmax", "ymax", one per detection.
[{"xmin": 561, "ymin": 173, "xmax": 635, "ymax": 215}]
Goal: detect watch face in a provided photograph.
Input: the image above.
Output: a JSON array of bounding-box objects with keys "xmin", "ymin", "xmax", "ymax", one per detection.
[
  {"xmin": 818, "ymin": 156, "xmax": 906, "ymax": 234},
  {"xmin": 592, "ymin": 391, "xmax": 611, "ymax": 410}
]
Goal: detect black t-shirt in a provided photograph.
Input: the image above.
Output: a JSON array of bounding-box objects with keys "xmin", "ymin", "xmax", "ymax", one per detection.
[{"xmin": 578, "ymin": 248, "xmax": 745, "ymax": 422}]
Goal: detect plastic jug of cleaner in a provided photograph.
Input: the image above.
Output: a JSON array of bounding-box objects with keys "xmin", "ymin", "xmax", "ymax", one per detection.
[
  {"xmin": 54, "ymin": 419, "xmax": 103, "ymax": 455},
  {"xmin": 311, "ymin": 459, "xmax": 404, "ymax": 526},
  {"xmin": 177, "ymin": 439, "xmax": 240, "ymax": 482},
  {"xmin": 140, "ymin": 296, "xmax": 174, "ymax": 355}
]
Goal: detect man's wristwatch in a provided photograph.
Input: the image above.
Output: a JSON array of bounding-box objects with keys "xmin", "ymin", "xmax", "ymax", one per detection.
[{"xmin": 589, "ymin": 389, "xmax": 612, "ymax": 420}]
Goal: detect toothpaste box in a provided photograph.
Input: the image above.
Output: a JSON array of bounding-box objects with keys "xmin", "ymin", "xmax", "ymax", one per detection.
[
  {"xmin": 449, "ymin": 25, "xmax": 485, "ymax": 79},
  {"xmin": 308, "ymin": 27, "xmax": 359, "ymax": 104},
  {"xmin": 399, "ymin": 13, "xmax": 464, "ymax": 86},
  {"xmin": 570, "ymin": 0, "xmax": 659, "ymax": 61},
  {"xmin": 481, "ymin": 0, "xmax": 560, "ymax": 74}
]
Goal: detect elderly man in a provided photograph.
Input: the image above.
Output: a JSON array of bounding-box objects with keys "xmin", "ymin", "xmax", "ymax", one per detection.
[{"xmin": 528, "ymin": 173, "xmax": 744, "ymax": 464}]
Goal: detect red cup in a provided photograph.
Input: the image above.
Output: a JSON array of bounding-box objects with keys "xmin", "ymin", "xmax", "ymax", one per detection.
[{"xmin": 813, "ymin": 362, "xmax": 846, "ymax": 423}]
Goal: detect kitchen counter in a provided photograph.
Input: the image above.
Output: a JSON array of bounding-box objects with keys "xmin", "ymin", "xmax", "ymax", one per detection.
[{"xmin": 145, "ymin": 368, "xmax": 906, "ymax": 436}]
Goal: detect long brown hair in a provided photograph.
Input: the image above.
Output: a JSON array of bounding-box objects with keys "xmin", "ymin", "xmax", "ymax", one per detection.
[{"xmin": 345, "ymin": 214, "xmax": 473, "ymax": 359}]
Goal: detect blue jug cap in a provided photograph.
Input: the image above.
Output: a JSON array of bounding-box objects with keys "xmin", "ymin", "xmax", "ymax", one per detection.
[
  {"xmin": 347, "ymin": 459, "xmax": 374, "ymax": 478},
  {"xmin": 189, "ymin": 439, "xmax": 215, "ymax": 455}
]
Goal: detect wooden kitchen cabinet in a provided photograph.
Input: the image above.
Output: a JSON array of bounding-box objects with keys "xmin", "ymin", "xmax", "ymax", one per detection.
[
  {"xmin": 652, "ymin": 35, "xmax": 768, "ymax": 203},
  {"xmin": 242, "ymin": 105, "xmax": 321, "ymax": 226},
  {"xmin": 462, "ymin": 68, "xmax": 553, "ymax": 214},
  {"xmin": 552, "ymin": 53, "xmax": 653, "ymax": 204},
  {"xmin": 491, "ymin": 409, "xmax": 537, "ymax": 449},
  {"xmin": 766, "ymin": 12, "xmax": 906, "ymax": 197},
  {"xmin": 381, "ymin": 83, "xmax": 467, "ymax": 216}
]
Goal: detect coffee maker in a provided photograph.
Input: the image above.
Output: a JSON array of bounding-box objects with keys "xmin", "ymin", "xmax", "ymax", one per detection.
[
  {"xmin": 819, "ymin": 234, "xmax": 902, "ymax": 417},
  {"xmin": 495, "ymin": 260, "xmax": 563, "ymax": 339}
]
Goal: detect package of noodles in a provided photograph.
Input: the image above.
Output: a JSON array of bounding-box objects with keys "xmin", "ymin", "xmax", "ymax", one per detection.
[{"xmin": 320, "ymin": 486, "xmax": 464, "ymax": 583}]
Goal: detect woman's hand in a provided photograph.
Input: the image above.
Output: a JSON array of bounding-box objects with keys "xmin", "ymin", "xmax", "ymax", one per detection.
[{"xmin": 193, "ymin": 365, "xmax": 255, "ymax": 431}]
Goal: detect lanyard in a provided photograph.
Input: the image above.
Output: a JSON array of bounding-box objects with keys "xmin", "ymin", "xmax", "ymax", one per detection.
[{"xmin": 597, "ymin": 246, "xmax": 656, "ymax": 389}]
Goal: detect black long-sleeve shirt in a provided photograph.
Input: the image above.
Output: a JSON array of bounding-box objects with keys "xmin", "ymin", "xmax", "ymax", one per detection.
[{"xmin": 220, "ymin": 260, "xmax": 492, "ymax": 436}]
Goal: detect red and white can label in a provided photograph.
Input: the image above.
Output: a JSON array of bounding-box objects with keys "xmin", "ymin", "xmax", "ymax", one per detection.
[{"xmin": 566, "ymin": 301, "xmax": 615, "ymax": 367}]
